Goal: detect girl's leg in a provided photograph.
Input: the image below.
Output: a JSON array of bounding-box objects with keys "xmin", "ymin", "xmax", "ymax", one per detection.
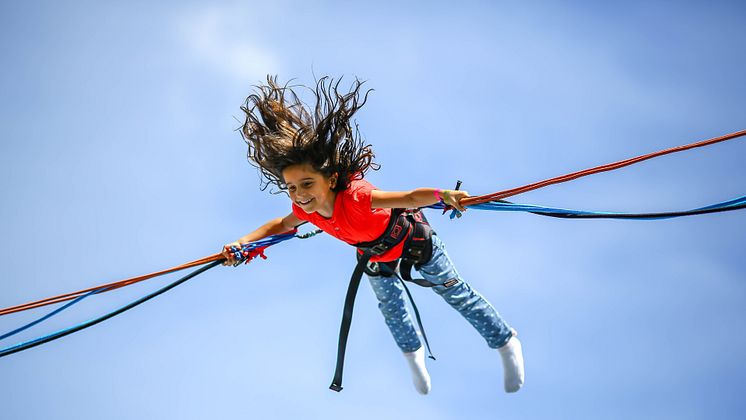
[
  {"xmin": 367, "ymin": 271, "xmax": 431, "ymax": 394},
  {"xmin": 417, "ymin": 234, "xmax": 524, "ymax": 392},
  {"xmin": 366, "ymin": 272, "xmax": 422, "ymax": 352},
  {"xmin": 417, "ymin": 235, "xmax": 513, "ymax": 349}
]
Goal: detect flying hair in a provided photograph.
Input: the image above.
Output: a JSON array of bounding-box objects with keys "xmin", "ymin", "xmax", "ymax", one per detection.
[{"xmin": 240, "ymin": 75, "xmax": 379, "ymax": 194}]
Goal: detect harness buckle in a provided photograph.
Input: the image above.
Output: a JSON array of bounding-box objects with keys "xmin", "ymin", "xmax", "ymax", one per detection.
[{"xmin": 369, "ymin": 243, "xmax": 389, "ymax": 255}]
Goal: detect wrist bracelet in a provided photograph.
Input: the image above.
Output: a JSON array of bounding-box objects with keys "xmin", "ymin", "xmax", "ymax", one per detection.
[{"xmin": 434, "ymin": 189, "xmax": 443, "ymax": 202}]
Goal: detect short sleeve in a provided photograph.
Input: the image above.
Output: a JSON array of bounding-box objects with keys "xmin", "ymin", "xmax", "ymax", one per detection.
[{"xmin": 346, "ymin": 180, "xmax": 375, "ymax": 216}]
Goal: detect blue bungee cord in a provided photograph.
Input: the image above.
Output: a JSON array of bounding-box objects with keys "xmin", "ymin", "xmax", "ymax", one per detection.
[{"xmin": 429, "ymin": 194, "xmax": 746, "ymax": 220}]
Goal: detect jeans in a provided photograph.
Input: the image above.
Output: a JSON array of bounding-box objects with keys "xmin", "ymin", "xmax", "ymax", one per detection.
[{"xmin": 366, "ymin": 234, "xmax": 513, "ymax": 353}]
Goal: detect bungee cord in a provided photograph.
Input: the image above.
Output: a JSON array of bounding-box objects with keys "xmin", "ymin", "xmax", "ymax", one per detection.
[
  {"xmin": 0, "ymin": 230, "xmax": 307, "ymax": 358},
  {"xmin": 430, "ymin": 194, "xmax": 746, "ymax": 220},
  {"xmin": 0, "ymin": 262, "xmax": 220, "ymax": 358},
  {"xmin": 0, "ymin": 130, "xmax": 743, "ymax": 360},
  {"xmin": 462, "ymin": 129, "xmax": 746, "ymax": 206},
  {"xmin": 0, "ymin": 230, "xmax": 301, "ymax": 317},
  {"xmin": 0, "ymin": 288, "xmax": 104, "ymax": 342}
]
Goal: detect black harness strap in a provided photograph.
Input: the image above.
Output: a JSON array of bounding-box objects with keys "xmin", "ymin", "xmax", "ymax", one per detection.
[
  {"xmin": 329, "ymin": 208, "xmax": 438, "ymax": 392},
  {"xmin": 398, "ymin": 211, "xmax": 435, "ymax": 284},
  {"xmin": 371, "ymin": 261, "xmax": 436, "ymax": 361},
  {"xmin": 329, "ymin": 249, "xmax": 373, "ymax": 392}
]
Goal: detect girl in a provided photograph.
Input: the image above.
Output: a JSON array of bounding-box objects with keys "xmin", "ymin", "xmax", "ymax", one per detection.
[{"xmin": 221, "ymin": 76, "xmax": 524, "ymax": 394}]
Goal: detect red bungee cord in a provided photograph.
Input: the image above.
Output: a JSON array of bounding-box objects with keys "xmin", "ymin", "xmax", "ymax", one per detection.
[
  {"xmin": 0, "ymin": 253, "xmax": 224, "ymax": 316},
  {"xmin": 461, "ymin": 129, "xmax": 746, "ymax": 206}
]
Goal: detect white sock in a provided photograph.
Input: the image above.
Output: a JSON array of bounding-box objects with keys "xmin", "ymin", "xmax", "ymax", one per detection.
[
  {"xmin": 403, "ymin": 346, "xmax": 431, "ymax": 395},
  {"xmin": 497, "ymin": 329, "xmax": 525, "ymax": 393}
]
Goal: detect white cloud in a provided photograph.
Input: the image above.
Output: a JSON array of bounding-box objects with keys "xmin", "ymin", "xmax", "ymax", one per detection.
[{"xmin": 175, "ymin": 6, "xmax": 280, "ymax": 82}]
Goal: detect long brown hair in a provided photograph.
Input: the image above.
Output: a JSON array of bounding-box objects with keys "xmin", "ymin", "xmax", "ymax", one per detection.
[{"xmin": 240, "ymin": 75, "xmax": 379, "ymax": 193}]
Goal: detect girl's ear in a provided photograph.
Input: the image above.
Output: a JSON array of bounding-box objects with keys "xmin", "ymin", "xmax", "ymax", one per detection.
[{"xmin": 330, "ymin": 172, "xmax": 339, "ymax": 188}]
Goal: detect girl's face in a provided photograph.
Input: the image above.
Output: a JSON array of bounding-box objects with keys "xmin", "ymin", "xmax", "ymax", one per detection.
[{"xmin": 282, "ymin": 163, "xmax": 338, "ymax": 217}]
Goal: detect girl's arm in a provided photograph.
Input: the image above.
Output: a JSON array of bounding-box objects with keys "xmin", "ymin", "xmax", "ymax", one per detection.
[
  {"xmin": 221, "ymin": 212, "xmax": 303, "ymax": 265},
  {"xmin": 371, "ymin": 188, "xmax": 469, "ymax": 211}
]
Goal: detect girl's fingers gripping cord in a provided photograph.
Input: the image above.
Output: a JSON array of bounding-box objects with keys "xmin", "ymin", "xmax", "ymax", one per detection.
[
  {"xmin": 230, "ymin": 245, "xmax": 247, "ymax": 266},
  {"xmin": 442, "ymin": 189, "xmax": 468, "ymax": 218},
  {"xmin": 443, "ymin": 190, "xmax": 466, "ymax": 210},
  {"xmin": 452, "ymin": 190, "xmax": 469, "ymax": 212},
  {"xmin": 222, "ymin": 242, "xmax": 243, "ymax": 266},
  {"xmin": 221, "ymin": 245, "xmax": 233, "ymax": 265}
]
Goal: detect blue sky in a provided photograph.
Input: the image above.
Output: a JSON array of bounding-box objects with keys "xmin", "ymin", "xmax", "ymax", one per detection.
[{"xmin": 1, "ymin": 1, "xmax": 745, "ymax": 419}]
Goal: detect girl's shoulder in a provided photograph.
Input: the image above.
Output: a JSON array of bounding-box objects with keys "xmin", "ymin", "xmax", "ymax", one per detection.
[
  {"xmin": 340, "ymin": 178, "xmax": 378, "ymax": 212},
  {"xmin": 347, "ymin": 177, "xmax": 376, "ymax": 190},
  {"xmin": 344, "ymin": 178, "xmax": 378, "ymax": 200}
]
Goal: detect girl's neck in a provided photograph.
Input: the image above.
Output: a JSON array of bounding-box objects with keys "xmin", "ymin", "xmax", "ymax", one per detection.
[{"xmin": 316, "ymin": 190, "xmax": 337, "ymax": 218}]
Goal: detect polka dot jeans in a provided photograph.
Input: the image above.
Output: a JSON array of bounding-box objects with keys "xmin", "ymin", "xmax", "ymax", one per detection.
[{"xmin": 366, "ymin": 234, "xmax": 513, "ymax": 353}]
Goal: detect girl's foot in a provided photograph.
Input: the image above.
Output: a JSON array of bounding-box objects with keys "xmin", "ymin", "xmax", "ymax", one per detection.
[
  {"xmin": 497, "ymin": 329, "xmax": 524, "ymax": 393},
  {"xmin": 403, "ymin": 346, "xmax": 431, "ymax": 395}
]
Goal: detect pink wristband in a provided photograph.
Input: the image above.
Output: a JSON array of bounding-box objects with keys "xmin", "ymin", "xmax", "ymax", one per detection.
[{"xmin": 434, "ymin": 189, "xmax": 443, "ymax": 202}]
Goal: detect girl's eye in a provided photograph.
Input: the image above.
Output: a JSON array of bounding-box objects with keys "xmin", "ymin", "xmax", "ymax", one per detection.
[
  {"xmin": 288, "ymin": 186, "xmax": 296, "ymax": 192},
  {"xmin": 302, "ymin": 182, "xmax": 313, "ymax": 188}
]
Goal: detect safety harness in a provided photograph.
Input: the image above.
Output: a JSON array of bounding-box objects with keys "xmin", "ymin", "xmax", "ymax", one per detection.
[{"xmin": 329, "ymin": 208, "xmax": 439, "ymax": 392}]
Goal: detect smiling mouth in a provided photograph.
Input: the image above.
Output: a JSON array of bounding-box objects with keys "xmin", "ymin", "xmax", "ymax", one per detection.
[{"xmin": 297, "ymin": 198, "xmax": 314, "ymax": 205}]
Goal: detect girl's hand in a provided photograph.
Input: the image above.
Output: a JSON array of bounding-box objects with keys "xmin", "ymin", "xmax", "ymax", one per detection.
[
  {"xmin": 221, "ymin": 241, "xmax": 243, "ymax": 266},
  {"xmin": 441, "ymin": 189, "xmax": 469, "ymax": 212}
]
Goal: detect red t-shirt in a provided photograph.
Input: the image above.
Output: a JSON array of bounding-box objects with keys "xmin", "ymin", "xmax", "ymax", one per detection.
[{"xmin": 291, "ymin": 179, "xmax": 405, "ymax": 262}]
